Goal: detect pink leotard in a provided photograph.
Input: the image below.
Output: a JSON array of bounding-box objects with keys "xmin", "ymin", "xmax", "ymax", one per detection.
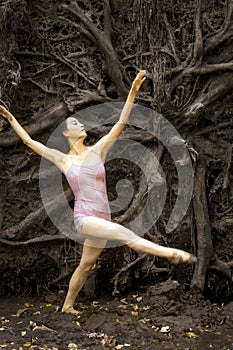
[{"xmin": 66, "ymin": 160, "xmax": 111, "ymax": 234}]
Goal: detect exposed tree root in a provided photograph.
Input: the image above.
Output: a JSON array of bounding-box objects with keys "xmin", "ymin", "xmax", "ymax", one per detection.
[
  {"xmin": 0, "ymin": 234, "xmax": 66, "ymax": 246},
  {"xmin": 0, "ymin": 102, "xmax": 69, "ymax": 147},
  {"xmin": 191, "ymin": 156, "xmax": 214, "ymax": 291},
  {"xmin": 63, "ymin": 2, "xmax": 128, "ymax": 97},
  {"xmin": 1, "ymin": 188, "xmax": 73, "ymax": 239}
]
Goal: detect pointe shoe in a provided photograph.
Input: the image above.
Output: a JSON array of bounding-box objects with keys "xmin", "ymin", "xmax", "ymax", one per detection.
[{"xmin": 170, "ymin": 251, "xmax": 197, "ymax": 264}]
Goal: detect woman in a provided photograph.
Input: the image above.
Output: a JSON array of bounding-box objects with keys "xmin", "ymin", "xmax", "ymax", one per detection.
[{"xmin": 0, "ymin": 70, "xmax": 196, "ymax": 314}]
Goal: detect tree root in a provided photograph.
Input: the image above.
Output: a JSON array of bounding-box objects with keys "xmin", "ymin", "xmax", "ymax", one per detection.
[
  {"xmin": 209, "ymin": 258, "xmax": 232, "ymax": 280},
  {"xmin": 112, "ymin": 253, "xmax": 147, "ymax": 295},
  {"xmin": 63, "ymin": 2, "xmax": 128, "ymax": 97},
  {"xmin": 1, "ymin": 188, "xmax": 73, "ymax": 240},
  {"xmin": 0, "ymin": 101, "xmax": 69, "ymax": 147},
  {"xmin": 191, "ymin": 156, "xmax": 214, "ymax": 291},
  {"xmin": 0, "ymin": 234, "xmax": 66, "ymax": 246},
  {"xmin": 183, "ymin": 73, "xmax": 233, "ymax": 124}
]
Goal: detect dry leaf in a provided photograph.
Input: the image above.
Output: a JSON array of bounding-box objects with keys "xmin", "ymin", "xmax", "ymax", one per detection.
[
  {"xmin": 142, "ymin": 306, "xmax": 150, "ymax": 310},
  {"xmin": 160, "ymin": 326, "xmax": 170, "ymax": 333},
  {"xmin": 33, "ymin": 324, "xmax": 55, "ymax": 332},
  {"xmin": 15, "ymin": 308, "xmax": 29, "ymax": 317},
  {"xmin": 120, "ymin": 298, "xmax": 128, "ymax": 305},
  {"xmin": 24, "ymin": 302, "xmax": 33, "ymax": 307},
  {"xmin": 131, "ymin": 304, "xmax": 139, "ymax": 311},
  {"xmin": 186, "ymin": 331, "xmax": 198, "ymax": 338},
  {"xmin": 131, "ymin": 311, "xmax": 138, "ymax": 318}
]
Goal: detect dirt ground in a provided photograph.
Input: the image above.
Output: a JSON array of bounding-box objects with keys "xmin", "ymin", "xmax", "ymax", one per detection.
[{"xmin": 0, "ymin": 280, "xmax": 233, "ymax": 350}]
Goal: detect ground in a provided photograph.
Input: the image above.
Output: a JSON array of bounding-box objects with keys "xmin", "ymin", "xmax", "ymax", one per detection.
[{"xmin": 0, "ymin": 280, "xmax": 233, "ymax": 350}]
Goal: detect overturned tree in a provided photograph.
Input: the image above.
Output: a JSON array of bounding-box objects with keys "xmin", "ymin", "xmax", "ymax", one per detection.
[{"xmin": 0, "ymin": 0, "xmax": 232, "ymax": 302}]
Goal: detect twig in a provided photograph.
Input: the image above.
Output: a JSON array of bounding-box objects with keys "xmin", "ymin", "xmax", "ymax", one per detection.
[
  {"xmin": 191, "ymin": 0, "xmax": 203, "ymax": 65},
  {"xmin": 24, "ymin": 78, "xmax": 58, "ymax": 95},
  {"xmin": 29, "ymin": 63, "xmax": 56, "ymax": 78},
  {"xmin": 50, "ymin": 49, "xmax": 97, "ymax": 88},
  {"xmin": 112, "ymin": 254, "xmax": 147, "ymax": 295},
  {"xmin": 163, "ymin": 14, "xmax": 180, "ymax": 65}
]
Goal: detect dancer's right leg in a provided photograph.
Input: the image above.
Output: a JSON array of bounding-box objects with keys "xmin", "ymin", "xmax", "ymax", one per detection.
[
  {"xmin": 62, "ymin": 238, "xmax": 107, "ymax": 314},
  {"xmin": 81, "ymin": 217, "xmax": 196, "ymax": 263}
]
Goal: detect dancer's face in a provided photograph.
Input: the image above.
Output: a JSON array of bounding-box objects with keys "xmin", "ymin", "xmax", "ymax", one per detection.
[{"xmin": 63, "ymin": 117, "xmax": 87, "ymax": 140}]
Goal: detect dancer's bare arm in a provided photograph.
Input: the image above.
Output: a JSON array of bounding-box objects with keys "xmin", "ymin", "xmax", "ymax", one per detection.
[
  {"xmin": 0, "ymin": 106, "xmax": 66, "ymax": 170},
  {"xmin": 95, "ymin": 70, "xmax": 146, "ymax": 160}
]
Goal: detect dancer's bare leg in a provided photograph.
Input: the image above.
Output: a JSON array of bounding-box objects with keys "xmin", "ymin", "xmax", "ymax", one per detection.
[
  {"xmin": 81, "ymin": 217, "xmax": 197, "ymax": 263},
  {"xmin": 62, "ymin": 238, "xmax": 107, "ymax": 315}
]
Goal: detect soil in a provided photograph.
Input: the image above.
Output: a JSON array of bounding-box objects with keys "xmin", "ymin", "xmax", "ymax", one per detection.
[{"xmin": 0, "ymin": 280, "xmax": 233, "ymax": 350}]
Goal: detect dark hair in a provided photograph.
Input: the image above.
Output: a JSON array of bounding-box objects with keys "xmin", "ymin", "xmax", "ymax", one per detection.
[
  {"xmin": 47, "ymin": 117, "xmax": 70, "ymax": 153},
  {"xmin": 47, "ymin": 112, "xmax": 90, "ymax": 153}
]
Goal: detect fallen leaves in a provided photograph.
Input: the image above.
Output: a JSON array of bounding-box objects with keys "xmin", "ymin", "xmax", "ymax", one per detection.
[
  {"xmin": 186, "ymin": 331, "xmax": 198, "ymax": 339},
  {"xmin": 86, "ymin": 331, "xmax": 117, "ymax": 347}
]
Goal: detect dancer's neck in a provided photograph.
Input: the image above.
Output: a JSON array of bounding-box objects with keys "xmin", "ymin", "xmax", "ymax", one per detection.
[{"xmin": 68, "ymin": 138, "xmax": 88, "ymax": 156}]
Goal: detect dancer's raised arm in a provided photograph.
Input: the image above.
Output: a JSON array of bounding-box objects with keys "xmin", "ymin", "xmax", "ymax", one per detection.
[
  {"xmin": 0, "ymin": 106, "xmax": 65, "ymax": 170},
  {"xmin": 95, "ymin": 70, "xmax": 146, "ymax": 160}
]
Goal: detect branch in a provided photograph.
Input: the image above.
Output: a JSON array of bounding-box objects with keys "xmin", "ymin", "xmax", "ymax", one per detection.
[{"xmin": 0, "ymin": 101, "xmax": 69, "ymax": 147}]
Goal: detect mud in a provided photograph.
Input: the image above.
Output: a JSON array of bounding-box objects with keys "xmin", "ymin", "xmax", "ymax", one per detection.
[{"xmin": 0, "ymin": 280, "xmax": 233, "ymax": 350}]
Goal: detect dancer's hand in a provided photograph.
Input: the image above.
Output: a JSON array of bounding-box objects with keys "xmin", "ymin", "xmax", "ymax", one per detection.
[
  {"xmin": 0, "ymin": 105, "xmax": 12, "ymax": 120},
  {"xmin": 131, "ymin": 70, "xmax": 146, "ymax": 93}
]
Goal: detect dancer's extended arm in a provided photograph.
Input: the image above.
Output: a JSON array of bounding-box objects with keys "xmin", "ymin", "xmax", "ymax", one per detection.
[
  {"xmin": 0, "ymin": 106, "xmax": 65, "ymax": 169},
  {"xmin": 95, "ymin": 70, "xmax": 146, "ymax": 159}
]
